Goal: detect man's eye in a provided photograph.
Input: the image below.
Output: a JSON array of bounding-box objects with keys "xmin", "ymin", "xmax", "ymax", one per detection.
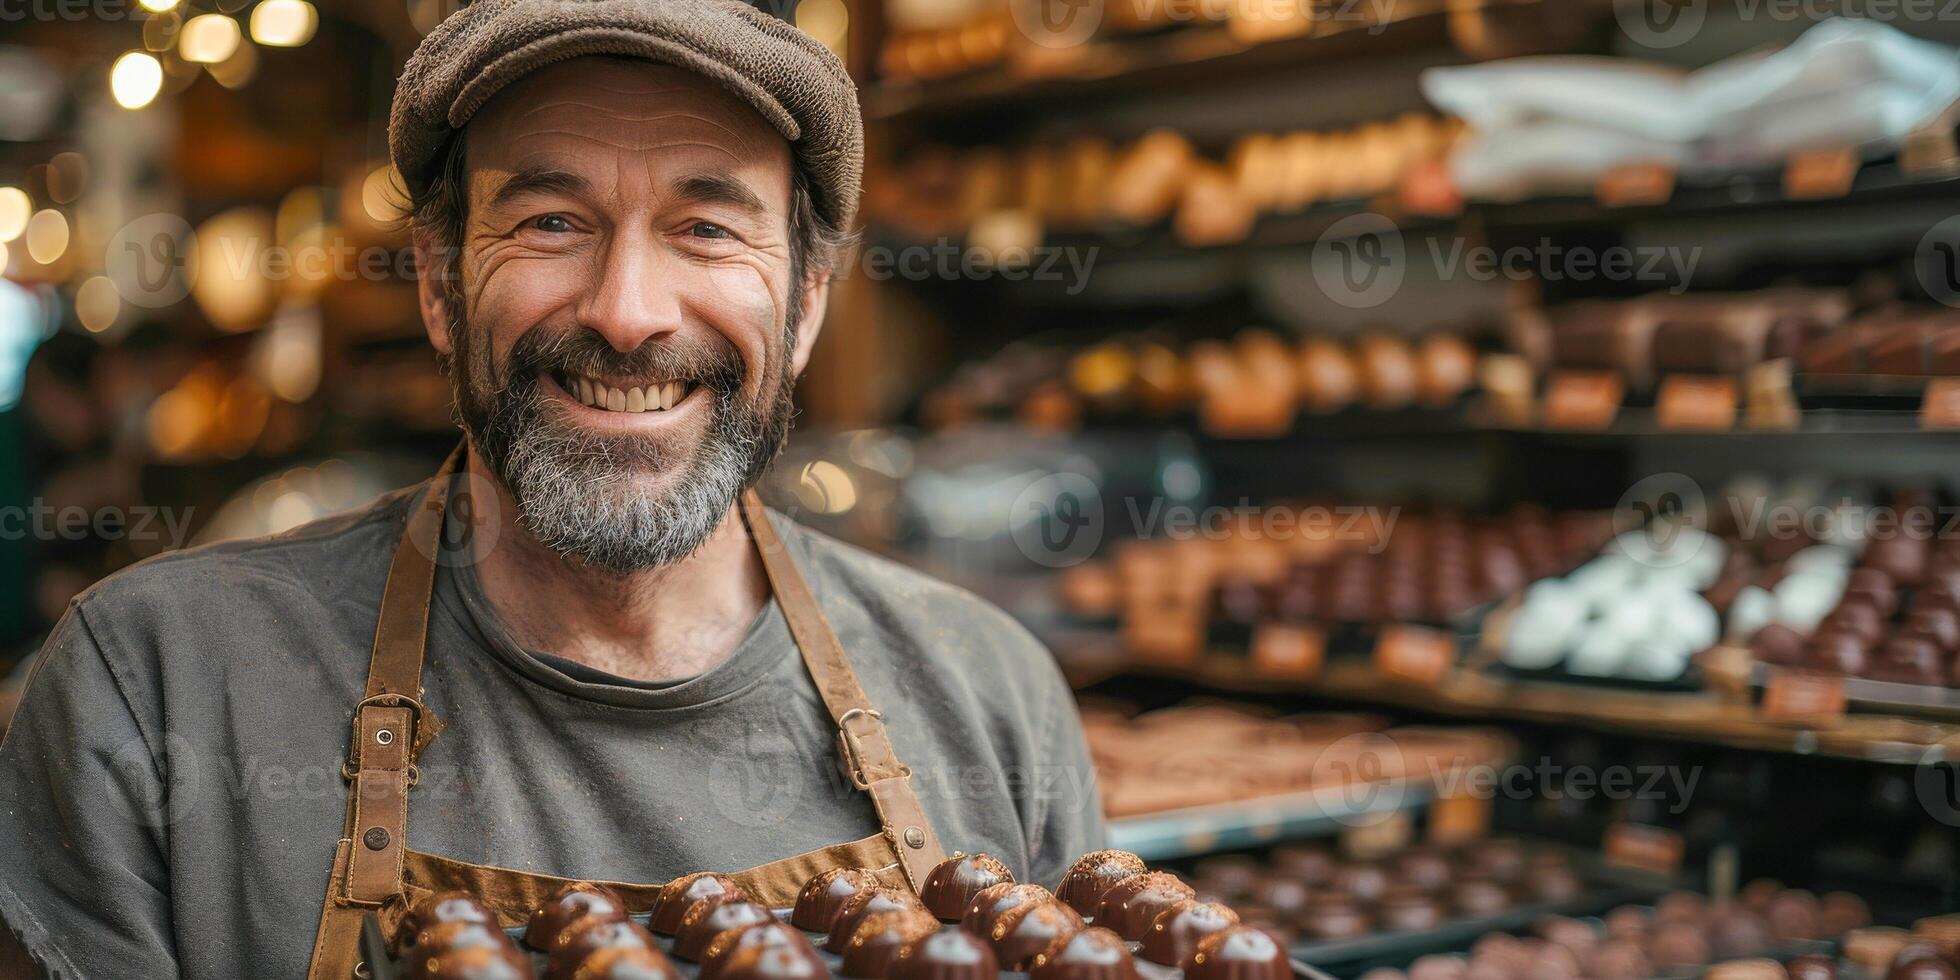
[
  {"xmin": 690, "ymin": 222, "xmax": 731, "ymax": 240},
  {"xmin": 527, "ymin": 215, "xmax": 575, "ymax": 234}
]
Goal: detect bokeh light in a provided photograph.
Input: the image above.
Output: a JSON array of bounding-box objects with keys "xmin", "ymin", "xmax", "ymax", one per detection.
[
  {"xmin": 75, "ymin": 277, "xmax": 120, "ymax": 333},
  {"xmin": 110, "ymin": 51, "xmax": 164, "ymax": 109},
  {"xmin": 250, "ymin": 0, "xmax": 318, "ymax": 47},
  {"xmin": 179, "ymin": 14, "xmax": 242, "ymax": 64},
  {"xmin": 24, "ymin": 210, "xmax": 68, "ymax": 265},
  {"xmin": 0, "ymin": 188, "xmax": 29, "ymax": 242}
]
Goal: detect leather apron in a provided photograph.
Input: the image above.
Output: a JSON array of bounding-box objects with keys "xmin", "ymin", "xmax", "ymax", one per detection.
[{"xmin": 304, "ymin": 447, "xmax": 948, "ymax": 979}]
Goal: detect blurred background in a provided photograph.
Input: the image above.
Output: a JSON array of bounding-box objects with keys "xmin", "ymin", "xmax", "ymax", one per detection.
[{"xmin": 8, "ymin": 0, "xmax": 1960, "ymax": 973}]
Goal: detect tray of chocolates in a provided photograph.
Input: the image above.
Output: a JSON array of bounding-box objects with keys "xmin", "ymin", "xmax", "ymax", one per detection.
[
  {"xmin": 1175, "ymin": 838, "xmax": 1677, "ymax": 973},
  {"xmin": 363, "ymin": 849, "xmax": 1338, "ymax": 980},
  {"xmin": 1329, "ymin": 880, "xmax": 1935, "ymax": 980}
]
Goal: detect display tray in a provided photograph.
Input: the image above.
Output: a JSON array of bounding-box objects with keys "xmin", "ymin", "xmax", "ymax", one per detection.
[
  {"xmin": 358, "ymin": 909, "xmax": 1343, "ymax": 980},
  {"xmin": 1286, "ymin": 853, "xmax": 1679, "ymax": 973},
  {"xmin": 1750, "ymin": 662, "xmax": 1960, "ymax": 723},
  {"xmin": 1483, "ymin": 661, "xmax": 1705, "ymax": 695}
]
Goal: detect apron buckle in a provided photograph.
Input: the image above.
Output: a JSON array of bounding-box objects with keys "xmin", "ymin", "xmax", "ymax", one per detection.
[
  {"xmin": 342, "ymin": 693, "xmax": 427, "ymax": 784},
  {"xmin": 836, "ymin": 707, "xmax": 912, "ymax": 790}
]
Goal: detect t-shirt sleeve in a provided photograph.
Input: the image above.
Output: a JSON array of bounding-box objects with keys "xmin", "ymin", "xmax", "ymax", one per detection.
[
  {"xmin": 1021, "ymin": 640, "xmax": 1109, "ymax": 889},
  {"xmin": 0, "ymin": 603, "xmax": 178, "ymax": 979}
]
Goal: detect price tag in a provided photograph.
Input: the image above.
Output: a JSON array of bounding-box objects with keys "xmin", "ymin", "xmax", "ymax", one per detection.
[
  {"xmin": 1374, "ymin": 625, "xmax": 1456, "ymax": 686},
  {"xmin": 1428, "ymin": 792, "xmax": 1493, "ymax": 846},
  {"xmin": 1542, "ymin": 371, "xmax": 1624, "ymax": 430},
  {"xmin": 1656, "ymin": 375, "xmax": 1738, "ymax": 430},
  {"xmin": 1603, "ymin": 822, "xmax": 1686, "ymax": 876},
  {"xmin": 1251, "ymin": 623, "xmax": 1325, "ymax": 680},
  {"xmin": 1596, "ymin": 163, "xmax": 1675, "ymax": 208},
  {"xmin": 1341, "ymin": 810, "xmax": 1415, "ymax": 859},
  {"xmin": 1761, "ymin": 669, "xmax": 1847, "ymax": 728},
  {"xmin": 1923, "ymin": 378, "xmax": 1960, "ymax": 429},
  {"xmin": 1784, "ymin": 147, "xmax": 1859, "ymax": 199}
]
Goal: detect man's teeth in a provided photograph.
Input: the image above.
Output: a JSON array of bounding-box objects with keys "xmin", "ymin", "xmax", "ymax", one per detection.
[{"xmin": 563, "ymin": 374, "xmax": 690, "ymax": 413}]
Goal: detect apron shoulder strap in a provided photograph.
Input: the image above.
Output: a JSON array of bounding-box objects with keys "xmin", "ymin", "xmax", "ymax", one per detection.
[{"xmin": 740, "ymin": 490, "xmax": 949, "ymax": 891}]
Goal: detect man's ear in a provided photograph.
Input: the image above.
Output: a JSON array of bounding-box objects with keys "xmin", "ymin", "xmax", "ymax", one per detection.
[
  {"xmin": 789, "ymin": 269, "xmax": 830, "ymax": 378},
  {"xmin": 414, "ymin": 235, "xmax": 454, "ymax": 356}
]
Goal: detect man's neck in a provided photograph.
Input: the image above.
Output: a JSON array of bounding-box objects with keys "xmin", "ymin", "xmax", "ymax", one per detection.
[{"xmin": 464, "ymin": 453, "xmax": 771, "ymax": 683}]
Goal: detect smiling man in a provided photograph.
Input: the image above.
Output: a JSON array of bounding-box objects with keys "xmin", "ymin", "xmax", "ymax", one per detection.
[{"xmin": 0, "ymin": 3, "xmax": 1104, "ymax": 977}]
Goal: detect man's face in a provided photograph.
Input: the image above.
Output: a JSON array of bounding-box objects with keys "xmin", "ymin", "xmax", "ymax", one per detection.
[{"xmin": 420, "ymin": 58, "xmax": 825, "ymax": 570}]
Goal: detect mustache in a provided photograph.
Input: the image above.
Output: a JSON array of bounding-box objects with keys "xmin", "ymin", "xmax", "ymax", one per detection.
[{"xmin": 501, "ymin": 328, "xmax": 747, "ymax": 393}]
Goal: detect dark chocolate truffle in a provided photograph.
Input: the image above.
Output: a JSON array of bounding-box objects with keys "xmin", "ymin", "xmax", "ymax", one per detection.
[
  {"xmin": 840, "ymin": 909, "xmax": 941, "ymax": 979},
  {"xmin": 961, "ymin": 883, "xmax": 1049, "ymax": 938},
  {"xmin": 651, "ymin": 873, "xmax": 746, "ymax": 936},
  {"xmin": 991, "ymin": 900, "xmax": 1085, "ymax": 970},
  {"xmin": 1766, "ymin": 889, "xmax": 1822, "ymax": 942},
  {"xmin": 673, "ymin": 896, "xmax": 772, "ymax": 962},
  {"xmin": 397, "ymin": 891, "xmax": 498, "ymax": 952},
  {"xmin": 1586, "ymin": 940, "xmax": 1651, "ymax": 980},
  {"xmin": 1392, "ymin": 851, "xmax": 1453, "ymax": 893},
  {"xmin": 1299, "ymin": 894, "xmax": 1370, "ymax": 941},
  {"xmin": 571, "ymin": 947, "xmax": 682, "ymax": 980},
  {"xmin": 1890, "ymin": 957, "xmax": 1960, "ymax": 980},
  {"xmin": 714, "ymin": 944, "xmax": 828, "ymax": 980},
  {"xmin": 1058, "ymin": 851, "xmax": 1146, "ymax": 917},
  {"xmin": 1140, "ymin": 901, "xmax": 1240, "ymax": 966},
  {"xmin": 921, "ymin": 854, "xmax": 1015, "ymax": 922},
  {"xmin": 1268, "ymin": 844, "xmax": 1335, "ymax": 884},
  {"xmin": 1030, "ymin": 927, "xmax": 1140, "ymax": 980},
  {"xmin": 1648, "ymin": 921, "xmax": 1711, "ymax": 969},
  {"xmin": 415, "ymin": 944, "xmax": 536, "ymax": 980},
  {"xmin": 700, "ymin": 923, "xmax": 816, "ymax": 980},
  {"xmin": 1449, "ymin": 878, "xmax": 1511, "ymax": 918},
  {"xmin": 1751, "ymin": 623, "xmax": 1807, "ymax": 667},
  {"xmin": 1186, "ymin": 927, "xmax": 1290, "ymax": 980},
  {"xmin": 527, "ymin": 883, "xmax": 630, "ymax": 952},
  {"xmin": 1332, "ymin": 862, "xmax": 1390, "ymax": 903},
  {"xmin": 1820, "ymin": 892, "xmax": 1872, "ymax": 935},
  {"xmin": 1787, "ymin": 953, "xmax": 1840, "ymax": 980},
  {"xmin": 1092, "ymin": 872, "xmax": 1194, "ymax": 942},
  {"xmin": 1529, "ymin": 866, "xmax": 1584, "ymax": 903},
  {"xmin": 889, "ymin": 927, "xmax": 998, "ymax": 980},
  {"xmin": 1376, "ymin": 887, "xmax": 1443, "ymax": 933},
  {"xmin": 402, "ymin": 922, "xmax": 528, "ymax": 978},
  {"xmin": 791, "ymin": 868, "xmax": 881, "ymax": 933},
  {"xmin": 547, "ymin": 920, "xmax": 659, "ymax": 980}
]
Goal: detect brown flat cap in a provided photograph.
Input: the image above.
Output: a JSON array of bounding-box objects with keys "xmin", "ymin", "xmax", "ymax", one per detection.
[{"xmin": 389, "ymin": 0, "xmax": 863, "ymax": 230}]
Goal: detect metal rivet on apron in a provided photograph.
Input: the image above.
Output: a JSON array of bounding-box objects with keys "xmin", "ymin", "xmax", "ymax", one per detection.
[
  {"xmin": 903, "ymin": 827, "xmax": 926, "ymax": 848},
  {"xmin": 363, "ymin": 827, "xmax": 391, "ymax": 851},
  {"xmin": 374, "ymin": 729, "xmax": 394, "ymax": 746}
]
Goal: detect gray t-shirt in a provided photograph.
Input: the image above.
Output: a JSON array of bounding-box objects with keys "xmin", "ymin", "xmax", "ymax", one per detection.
[{"xmin": 0, "ymin": 482, "xmax": 1105, "ymax": 979}]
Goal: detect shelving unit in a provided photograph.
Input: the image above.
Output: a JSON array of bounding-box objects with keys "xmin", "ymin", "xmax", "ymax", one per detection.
[{"xmin": 1106, "ymin": 779, "xmax": 1440, "ymax": 861}]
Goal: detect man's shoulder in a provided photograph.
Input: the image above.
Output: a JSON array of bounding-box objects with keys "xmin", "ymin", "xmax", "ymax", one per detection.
[
  {"xmin": 73, "ymin": 484, "xmax": 421, "ymax": 636},
  {"xmin": 771, "ymin": 512, "xmax": 1051, "ymax": 667}
]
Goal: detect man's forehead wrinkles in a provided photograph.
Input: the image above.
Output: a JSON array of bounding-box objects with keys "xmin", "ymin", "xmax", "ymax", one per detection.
[{"xmin": 501, "ymin": 131, "xmax": 751, "ymax": 157}]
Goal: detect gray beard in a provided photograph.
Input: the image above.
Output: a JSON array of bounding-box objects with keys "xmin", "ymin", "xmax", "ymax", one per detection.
[{"xmin": 447, "ymin": 306, "xmax": 797, "ymax": 572}]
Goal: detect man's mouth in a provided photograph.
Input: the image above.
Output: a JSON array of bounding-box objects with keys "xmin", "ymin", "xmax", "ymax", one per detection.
[{"xmin": 553, "ymin": 371, "xmax": 698, "ymax": 414}]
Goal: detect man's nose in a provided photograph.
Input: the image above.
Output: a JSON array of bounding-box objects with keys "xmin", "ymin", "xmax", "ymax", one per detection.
[{"xmin": 575, "ymin": 228, "xmax": 684, "ymax": 352}]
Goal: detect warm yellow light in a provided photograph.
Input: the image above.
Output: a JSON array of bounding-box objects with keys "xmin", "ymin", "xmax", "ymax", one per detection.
[
  {"xmin": 250, "ymin": 0, "xmax": 316, "ymax": 46},
  {"xmin": 180, "ymin": 14, "xmax": 241, "ymax": 64},
  {"xmin": 139, "ymin": 0, "xmax": 181, "ymax": 11},
  {"xmin": 77, "ymin": 277, "xmax": 120, "ymax": 333},
  {"xmin": 0, "ymin": 242, "xmax": 9, "ymax": 274},
  {"xmin": 360, "ymin": 166, "xmax": 405, "ymax": 224},
  {"xmin": 0, "ymin": 188, "xmax": 28, "ymax": 242},
  {"xmin": 207, "ymin": 36, "xmax": 258, "ymax": 89},
  {"xmin": 25, "ymin": 210, "xmax": 68, "ymax": 265},
  {"xmin": 797, "ymin": 0, "xmax": 849, "ymax": 55},
  {"xmin": 111, "ymin": 51, "xmax": 164, "ymax": 110}
]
